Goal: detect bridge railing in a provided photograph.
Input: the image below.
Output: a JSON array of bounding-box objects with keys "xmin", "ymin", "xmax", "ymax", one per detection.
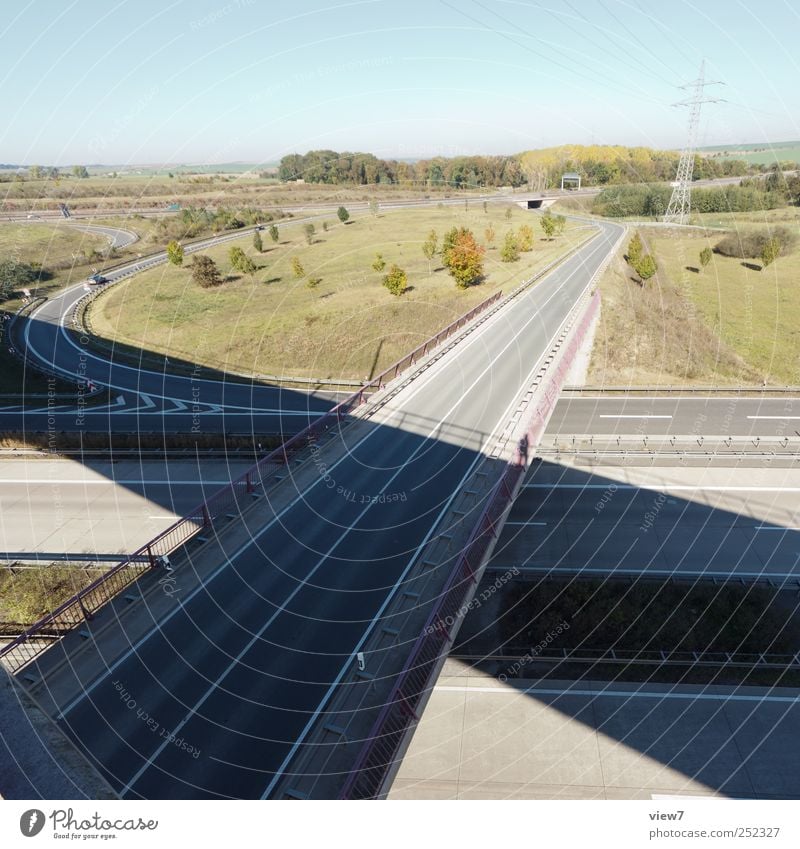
[
  {"xmin": 0, "ymin": 288, "xmax": 504, "ymax": 674},
  {"xmin": 338, "ymin": 290, "xmax": 601, "ymax": 800}
]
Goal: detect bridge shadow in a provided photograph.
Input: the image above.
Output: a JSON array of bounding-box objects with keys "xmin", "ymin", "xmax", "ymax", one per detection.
[{"xmin": 442, "ymin": 457, "xmax": 800, "ymax": 799}]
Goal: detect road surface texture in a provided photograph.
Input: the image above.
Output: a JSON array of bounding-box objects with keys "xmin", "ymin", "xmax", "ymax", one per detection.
[
  {"xmin": 389, "ymin": 664, "xmax": 800, "ymax": 799},
  {"xmin": 546, "ymin": 396, "xmax": 800, "ymax": 438},
  {"xmin": 0, "ymin": 459, "xmax": 255, "ymax": 561},
  {"xmin": 23, "ymin": 220, "xmax": 623, "ymax": 798},
  {"xmin": 488, "ymin": 456, "xmax": 800, "ymax": 582}
]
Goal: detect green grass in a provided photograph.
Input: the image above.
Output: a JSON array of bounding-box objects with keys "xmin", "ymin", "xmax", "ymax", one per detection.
[
  {"xmin": 588, "ymin": 213, "xmax": 800, "ymax": 385},
  {"xmin": 701, "ymin": 142, "xmax": 800, "ymax": 166},
  {"xmin": 88, "ymin": 206, "xmax": 587, "ymax": 381},
  {"xmin": 0, "ymin": 222, "xmax": 107, "ymax": 270},
  {"xmin": 650, "ymin": 230, "xmax": 800, "ymax": 385}
]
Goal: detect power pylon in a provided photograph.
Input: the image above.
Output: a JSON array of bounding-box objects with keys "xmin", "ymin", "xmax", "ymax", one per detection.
[{"xmin": 663, "ymin": 60, "xmax": 724, "ymax": 225}]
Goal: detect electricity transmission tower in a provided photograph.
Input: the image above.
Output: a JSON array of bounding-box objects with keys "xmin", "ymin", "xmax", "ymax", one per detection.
[{"xmin": 663, "ymin": 60, "xmax": 724, "ymax": 224}]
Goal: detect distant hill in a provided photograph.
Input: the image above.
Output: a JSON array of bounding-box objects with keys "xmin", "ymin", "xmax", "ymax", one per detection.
[{"xmin": 697, "ymin": 140, "xmax": 800, "ymax": 166}]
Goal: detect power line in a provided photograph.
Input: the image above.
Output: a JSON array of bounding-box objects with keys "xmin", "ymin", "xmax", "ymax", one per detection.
[{"xmin": 663, "ymin": 59, "xmax": 724, "ymax": 225}]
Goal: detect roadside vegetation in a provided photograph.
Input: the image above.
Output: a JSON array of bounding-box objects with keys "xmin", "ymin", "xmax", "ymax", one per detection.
[
  {"xmin": 0, "ymin": 565, "xmax": 107, "ymax": 626},
  {"xmin": 86, "ymin": 206, "xmax": 587, "ymax": 381},
  {"xmin": 588, "ymin": 207, "xmax": 800, "ymax": 386}
]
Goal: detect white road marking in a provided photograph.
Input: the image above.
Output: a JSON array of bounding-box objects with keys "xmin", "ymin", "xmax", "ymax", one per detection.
[
  {"xmin": 0, "ymin": 479, "xmax": 234, "ymax": 485},
  {"xmin": 747, "ymin": 415, "xmax": 800, "ymax": 420},
  {"xmin": 598, "ymin": 414, "xmax": 673, "ymax": 419},
  {"xmin": 140, "ymin": 394, "xmax": 156, "ymax": 409},
  {"xmin": 436, "ymin": 685, "xmax": 800, "ymax": 704},
  {"xmin": 754, "ymin": 526, "xmax": 800, "ymax": 531}
]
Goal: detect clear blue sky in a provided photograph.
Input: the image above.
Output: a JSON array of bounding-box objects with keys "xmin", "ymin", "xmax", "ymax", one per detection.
[{"xmin": 2, "ymin": 0, "xmax": 798, "ymax": 165}]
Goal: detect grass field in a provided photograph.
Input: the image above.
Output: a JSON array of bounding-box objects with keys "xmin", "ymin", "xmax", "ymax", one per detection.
[
  {"xmin": 701, "ymin": 141, "xmax": 800, "ymax": 166},
  {"xmin": 588, "ymin": 213, "xmax": 800, "ymax": 385},
  {"xmin": 0, "ymin": 222, "xmax": 108, "ymax": 270},
  {"xmin": 88, "ymin": 206, "xmax": 587, "ymax": 381}
]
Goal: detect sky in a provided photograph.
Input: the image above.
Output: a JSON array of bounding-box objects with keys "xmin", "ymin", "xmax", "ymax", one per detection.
[{"xmin": 1, "ymin": 0, "xmax": 798, "ymax": 165}]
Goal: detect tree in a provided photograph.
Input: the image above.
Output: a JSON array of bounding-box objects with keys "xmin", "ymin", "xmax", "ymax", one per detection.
[
  {"xmin": 72, "ymin": 165, "xmax": 89, "ymax": 179},
  {"xmin": 291, "ymin": 257, "xmax": 305, "ymax": 278},
  {"xmin": 229, "ymin": 245, "xmax": 256, "ymax": 275},
  {"xmin": 269, "ymin": 224, "xmax": 279, "ymax": 243},
  {"xmin": 422, "ymin": 229, "xmax": 438, "ymax": 272},
  {"xmin": 28, "ymin": 165, "xmax": 43, "ymax": 180},
  {"xmin": 191, "ymin": 255, "xmax": 222, "ymax": 288},
  {"xmin": 0, "ymin": 259, "xmax": 39, "ymax": 299},
  {"xmin": 166, "ymin": 240, "xmax": 184, "ymax": 266},
  {"xmin": 253, "ymin": 230, "xmax": 263, "ymax": 253},
  {"xmin": 760, "ymin": 237, "xmax": 781, "ymax": 268},
  {"xmin": 441, "ymin": 228, "xmax": 485, "ymax": 289},
  {"xmin": 627, "ymin": 233, "xmax": 643, "ymax": 266},
  {"xmin": 383, "ymin": 264, "xmax": 408, "ymax": 296},
  {"xmin": 699, "ymin": 246, "xmax": 712, "ymax": 271},
  {"xmin": 634, "ymin": 253, "xmax": 657, "ymax": 283},
  {"xmin": 369, "ymin": 199, "xmax": 379, "ymax": 217},
  {"xmin": 372, "ymin": 253, "xmax": 386, "ymax": 272},
  {"xmin": 554, "ymin": 214, "xmax": 566, "ymax": 235},
  {"xmin": 500, "ymin": 231, "xmax": 520, "ymax": 262},
  {"xmin": 484, "ymin": 224, "xmax": 495, "ymax": 248},
  {"xmin": 304, "ymin": 223, "xmax": 316, "ymax": 245},
  {"xmin": 322, "ymin": 221, "xmax": 329, "ymax": 232},
  {"xmin": 505, "ymin": 208, "xmax": 513, "ymax": 220},
  {"xmin": 517, "ymin": 224, "xmax": 534, "ymax": 252},
  {"xmin": 306, "ymin": 276, "xmax": 322, "ymax": 289},
  {"xmin": 337, "ymin": 206, "xmax": 350, "ymax": 224},
  {"xmin": 540, "ymin": 212, "xmax": 557, "ymax": 240}
]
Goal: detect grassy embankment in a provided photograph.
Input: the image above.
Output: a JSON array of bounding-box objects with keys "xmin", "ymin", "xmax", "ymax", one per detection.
[
  {"xmin": 587, "ymin": 209, "xmax": 800, "ymax": 386},
  {"xmin": 87, "ymin": 205, "xmax": 588, "ymax": 382}
]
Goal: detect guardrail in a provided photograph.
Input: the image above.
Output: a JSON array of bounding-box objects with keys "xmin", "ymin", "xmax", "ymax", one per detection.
[
  {"xmin": 0, "ymin": 286, "xmax": 506, "ymax": 674},
  {"xmin": 338, "ymin": 289, "xmax": 602, "ymax": 800}
]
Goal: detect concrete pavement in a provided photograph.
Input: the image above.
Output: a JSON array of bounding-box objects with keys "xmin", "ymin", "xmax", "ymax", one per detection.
[{"xmin": 390, "ymin": 665, "xmax": 800, "ymax": 799}]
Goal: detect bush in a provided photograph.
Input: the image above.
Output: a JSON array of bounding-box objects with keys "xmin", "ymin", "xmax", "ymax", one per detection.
[
  {"xmin": 500, "ymin": 231, "xmax": 519, "ymax": 263},
  {"xmin": 714, "ymin": 226, "xmax": 797, "ymax": 259},
  {"xmin": 191, "ymin": 254, "xmax": 223, "ymax": 288},
  {"xmin": 383, "ymin": 264, "xmax": 408, "ymax": 296}
]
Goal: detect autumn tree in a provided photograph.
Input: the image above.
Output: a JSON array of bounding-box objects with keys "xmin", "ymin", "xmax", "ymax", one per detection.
[
  {"xmin": 269, "ymin": 224, "xmax": 279, "ymax": 243},
  {"xmin": 441, "ymin": 227, "xmax": 485, "ymax": 289},
  {"xmin": 540, "ymin": 212, "xmax": 557, "ymax": 240},
  {"xmin": 229, "ymin": 246, "xmax": 256, "ymax": 275},
  {"xmin": 72, "ymin": 165, "xmax": 89, "ymax": 178},
  {"xmin": 166, "ymin": 240, "xmax": 184, "ymax": 266},
  {"xmin": 699, "ymin": 246, "xmax": 712, "ymax": 271},
  {"xmin": 291, "ymin": 257, "xmax": 305, "ymax": 278},
  {"xmin": 517, "ymin": 224, "xmax": 534, "ymax": 252},
  {"xmin": 501, "ymin": 231, "xmax": 520, "ymax": 262},
  {"xmin": 383, "ymin": 263, "xmax": 408, "ymax": 296},
  {"xmin": 372, "ymin": 252, "xmax": 386, "ymax": 272},
  {"xmin": 253, "ymin": 230, "xmax": 263, "ymax": 253},
  {"xmin": 422, "ymin": 229, "xmax": 438, "ymax": 273},
  {"xmin": 191, "ymin": 255, "xmax": 222, "ymax": 288},
  {"xmin": 304, "ymin": 223, "xmax": 316, "ymax": 245},
  {"xmin": 760, "ymin": 237, "xmax": 781, "ymax": 268},
  {"xmin": 484, "ymin": 224, "xmax": 496, "ymax": 248}
]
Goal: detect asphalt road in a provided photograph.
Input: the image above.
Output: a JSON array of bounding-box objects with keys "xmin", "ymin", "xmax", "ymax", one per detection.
[
  {"xmin": 0, "ymin": 459, "xmax": 255, "ymax": 561},
  {"xmin": 546, "ymin": 396, "xmax": 800, "ymax": 438},
  {"xmin": 489, "ymin": 457, "xmax": 800, "ymax": 581},
  {"xmin": 48, "ymin": 219, "xmax": 623, "ymax": 799}
]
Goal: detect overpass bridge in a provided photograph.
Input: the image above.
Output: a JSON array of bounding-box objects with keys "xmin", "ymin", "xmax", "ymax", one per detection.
[{"xmin": 1, "ymin": 218, "xmax": 624, "ymax": 798}]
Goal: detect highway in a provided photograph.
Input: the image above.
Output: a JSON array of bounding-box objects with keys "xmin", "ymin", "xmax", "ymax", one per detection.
[
  {"xmin": 38, "ymin": 219, "xmax": 623, "ymax": 798},
  {"xmin": 545, "ymin": 395, "xmax": 800, "ymax": 438},
  {"xmin": 0, "ymin": 459, "xmax": 255, "ymax": 561}
]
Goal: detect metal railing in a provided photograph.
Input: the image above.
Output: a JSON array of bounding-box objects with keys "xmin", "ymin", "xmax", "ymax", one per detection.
[
  {"xmin": 0, "ymin": 288, "xmax": 505, "ymax": 674},
  {"xmin": 338, "ymin": 290, "xmax": 602, "ymax": 800}
]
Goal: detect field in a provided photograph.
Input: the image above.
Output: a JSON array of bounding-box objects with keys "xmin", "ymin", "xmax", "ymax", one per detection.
[
  {"xmin": 588, "ymin": 211, "xmax": 800, "ymax": 386},
  {"xmin": 88, "ymin": 206, "xmax": 587, "ymax": 381},
  {"xmin": 700, "ymin": 140, "xmax": 800, "ymax": 166},
  {"xmin": 0, "ymin": 222, "xmax": 108, "ymax": 271}
]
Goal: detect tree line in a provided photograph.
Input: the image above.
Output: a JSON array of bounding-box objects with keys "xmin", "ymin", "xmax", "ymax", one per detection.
[{"xmin": 277, "ymin": 145, "xmax": 772, "ymax": 191}]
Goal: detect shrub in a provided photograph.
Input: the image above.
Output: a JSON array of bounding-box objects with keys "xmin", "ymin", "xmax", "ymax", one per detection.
[
  {"xmin": 191, "ymin": 254, "xmax": 222, "ymax": 288},
  {"xmin": 500, "ymin": 231, "xmax": 519, "ymax": 262},
  {"xmin": 383, "ymin": 264, "xmax": 408, "ymax": 296},
  {"xmin": 372, "ymin": 253, "xmax": 386, "ymax": 272},
  {"xmin": 714, "ymin": 226, "xmax": 796, "ymax": 259}
]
